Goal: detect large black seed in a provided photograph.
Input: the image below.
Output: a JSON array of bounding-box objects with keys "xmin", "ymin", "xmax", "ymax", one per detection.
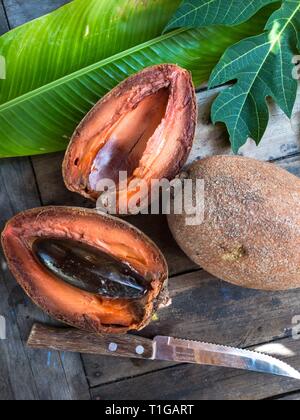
[{"xmin": 33, "ymin": 238, "xmax": 148, "ymax": 299}]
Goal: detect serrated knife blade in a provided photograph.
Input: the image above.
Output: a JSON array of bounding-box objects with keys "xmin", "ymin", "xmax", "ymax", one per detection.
[
  {"xmin": 27, "ymin": 324, "xmax": 300, "ymax": 380},
  {"xmin": 153, "ymin": 336, "xmax": 300, "ymax": 379}
]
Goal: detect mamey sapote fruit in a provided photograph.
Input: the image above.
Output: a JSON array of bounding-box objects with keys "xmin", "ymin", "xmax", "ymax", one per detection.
[
  {"xmin": 2, "ymin": 207, "xmax": 168, "ymax": 333},
  {"xmin": 168, "ymin": 156, "xmax": 300, "ymax": 291},
  {"xmin": 63, "ymin": 64, "xmax": 197, "ymax": 213}
]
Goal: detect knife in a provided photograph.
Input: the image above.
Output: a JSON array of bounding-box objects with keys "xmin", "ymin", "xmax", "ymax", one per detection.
[{"xmin": 27, "ymin": 323, "xmax": 300, "ymax": 379}]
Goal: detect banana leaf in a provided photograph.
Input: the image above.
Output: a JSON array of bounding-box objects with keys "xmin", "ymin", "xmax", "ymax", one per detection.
[
  {"xmin": 0, "ymin": 0, "xmax": 179, "ymax": 103},
  {"xmin": 0, "ymin": 4, "xmax": 271, "ymax": 157}
]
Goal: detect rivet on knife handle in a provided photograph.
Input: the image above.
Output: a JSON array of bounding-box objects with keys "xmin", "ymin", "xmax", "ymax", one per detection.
[{"xmin": 27, "ymin": 324, "xmax": 154, "ymax": 360}]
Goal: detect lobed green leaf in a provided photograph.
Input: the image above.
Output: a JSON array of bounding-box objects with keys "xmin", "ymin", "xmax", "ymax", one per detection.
[
  {"xmin": 165, "ymin": 0, "xmax": 278, "ymax": 31},
  {"xmin": 209, "ymin": 0, "xmax": 300, "ymax": 152},
  {"xmin": 0, "ymin": 1, "xmax": 273, "ymax": 157}
]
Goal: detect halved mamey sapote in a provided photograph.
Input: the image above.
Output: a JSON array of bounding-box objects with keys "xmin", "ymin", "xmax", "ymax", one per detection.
[
  {"xmin": 63, "ymin": 64, "xmax": 197, "ymax": 213},
  {"xmin": 1, "ymin": 207, "xmax": 168, "ymax": 333},
  {"xmin": 168, "ymin": 156, "xmax": 300, "ymax": 291}
]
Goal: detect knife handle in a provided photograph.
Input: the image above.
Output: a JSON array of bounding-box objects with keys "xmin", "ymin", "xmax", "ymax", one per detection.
[{"xmin": 27, "ymin": 323, "xmax": 154, "ymax": 360}]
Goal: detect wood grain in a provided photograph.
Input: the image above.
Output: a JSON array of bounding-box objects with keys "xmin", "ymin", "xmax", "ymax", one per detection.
[
  {"xmin": 0, "ymin": 160, "xmax": 90, "ymax": 400},
  {"xmin": 3, "ymin": 0, "xmax": 71, "ymax": 27},
  {"xmin": 28, "ymin": 324, "xmax": 154, "ymax": 360},
  {"xmin": 274, "ymin": 392, "xmax": 300, "ymax": 400},
  {"xmin": 0, "ymin": 0, "xmax": 8, "ymax": 34},
  {"xmin": 186, "ymin": 85, "xmax": 300, "ymax": 166}
]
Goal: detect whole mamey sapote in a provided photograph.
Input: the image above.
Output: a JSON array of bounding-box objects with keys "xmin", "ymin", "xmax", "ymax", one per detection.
[
  {"xmin": 2, "ymin": 207, "xmax": 168, "ymax": 333},
  {"xmin": 168, "ymin": 156, "xmax": 300, "ymax": 291},
  {"xmin": 63, "ymin": 64, "xmax": 197, "ymax": 213}
]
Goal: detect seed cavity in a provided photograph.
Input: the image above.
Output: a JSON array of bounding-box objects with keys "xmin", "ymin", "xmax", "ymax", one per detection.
[{"xmin": 89, "ymin": 88, "xmax": 170, "ymax": 190}]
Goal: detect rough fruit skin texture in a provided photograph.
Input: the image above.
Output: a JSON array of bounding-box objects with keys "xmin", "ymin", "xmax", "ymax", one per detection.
[
  {"xmin": 1, "ymin": 207, "xmax": 168, "ymax": 333},
  {"xmin": 63, "ymin": 64, "xmax": 197, "ymax": 211},
  {"xmin": 168, "ymin": 156, "xmax": 300, "ymax": 291}
]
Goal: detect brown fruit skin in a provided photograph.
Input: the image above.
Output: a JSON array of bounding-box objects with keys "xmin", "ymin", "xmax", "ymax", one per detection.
[
  {"xmin": 63, "ymin": 64, "xmax": 197, "ymax": 209},
  {"xmin": 2, "ymin": 207, "xmax": 168, "ymax": 333},
  {"xmin": 168, "ymin": 156, "xmax": 300, "ymax": 291}
]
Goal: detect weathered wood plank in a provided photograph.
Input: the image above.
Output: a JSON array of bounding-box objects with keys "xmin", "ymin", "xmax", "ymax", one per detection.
[
  {"xmin": 0, "ymin": 158, "xmax": 90, "ymax": 400},
  {"xmin": 3, "ymin": 0, "xmax": 71, "ymax": 27},
  {"xmin": 0, "ymin": 3, "xmax": 39, "ymax": 399},
  {"xmin": 27, "ymin": 324, "xmax": 155, "ymax": 360},
  {"xmin": 0, "ymin": 0, "xmax": 90, "ymax": 400},
  {"xmin": 30, "ymin": 153, "xmax": 93, "ymax": 208},
  {"xmin": 274, "ymin": 392, "xmax": 300, "ymax": 400},
  {"xmin": 0, "ymin": 159, "xmax": 56, "ymax": 399},
  {"xmin": 84, "ymin": 266, "xmax": 300, "ymax": 387},
  {"xmin": 90, "ymin": 336, "xmax": 300, "ymax": 400},
  {"xmin": 186, "ymin": 85, "xmax": 300, "ymax": 166},
  {"xmin": 0, "ymin": 0, "xmax": 8, "ymax": 35},
  {"xmin": 277, "ymin": 154, "xmax": 300, "ymax": 177}
]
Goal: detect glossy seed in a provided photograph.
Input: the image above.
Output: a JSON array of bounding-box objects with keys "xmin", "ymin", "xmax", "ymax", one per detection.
[{"xmin": 33, "ymin": 238, "xmax": 148, "ymax": 299}]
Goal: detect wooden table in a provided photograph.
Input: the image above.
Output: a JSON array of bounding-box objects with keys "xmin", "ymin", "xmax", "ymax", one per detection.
[{"xmin": 1, "ymin": 0, "xmax": 300, "ymax": 401}]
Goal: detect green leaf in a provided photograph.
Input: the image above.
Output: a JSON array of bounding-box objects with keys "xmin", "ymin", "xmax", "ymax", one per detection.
[
  {"xmin": 0, "ymin": 5, "xmax": 271, "ymax": 157},
  {"xmin": 0, "ymin": 0, "xmax": 180, "ymax": 104},
  {"xmin": 209, "ymin": 0, "xmax": 300, "ymax": 153},
  {"xmin": 165, "ymin": 0, "xmax": 278, "ymax": 30}
]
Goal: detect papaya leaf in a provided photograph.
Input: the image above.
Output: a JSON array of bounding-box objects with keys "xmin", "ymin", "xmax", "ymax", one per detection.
[
  {"xmin": 209, "ymin": 0, "xmax": 300, "ymax": 153},
  {"xmin": 165, "ymin": 0, "xmax": 278, "ymax": 30},
  {"xmin": 0, "ymin": 3, "xmax": 271, "ymax": 157}
]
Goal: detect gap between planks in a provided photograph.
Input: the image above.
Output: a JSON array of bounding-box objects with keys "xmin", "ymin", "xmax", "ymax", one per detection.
[{"xmin": 270, "ymin": 390, "xmax": 300, "ymax": 400}]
